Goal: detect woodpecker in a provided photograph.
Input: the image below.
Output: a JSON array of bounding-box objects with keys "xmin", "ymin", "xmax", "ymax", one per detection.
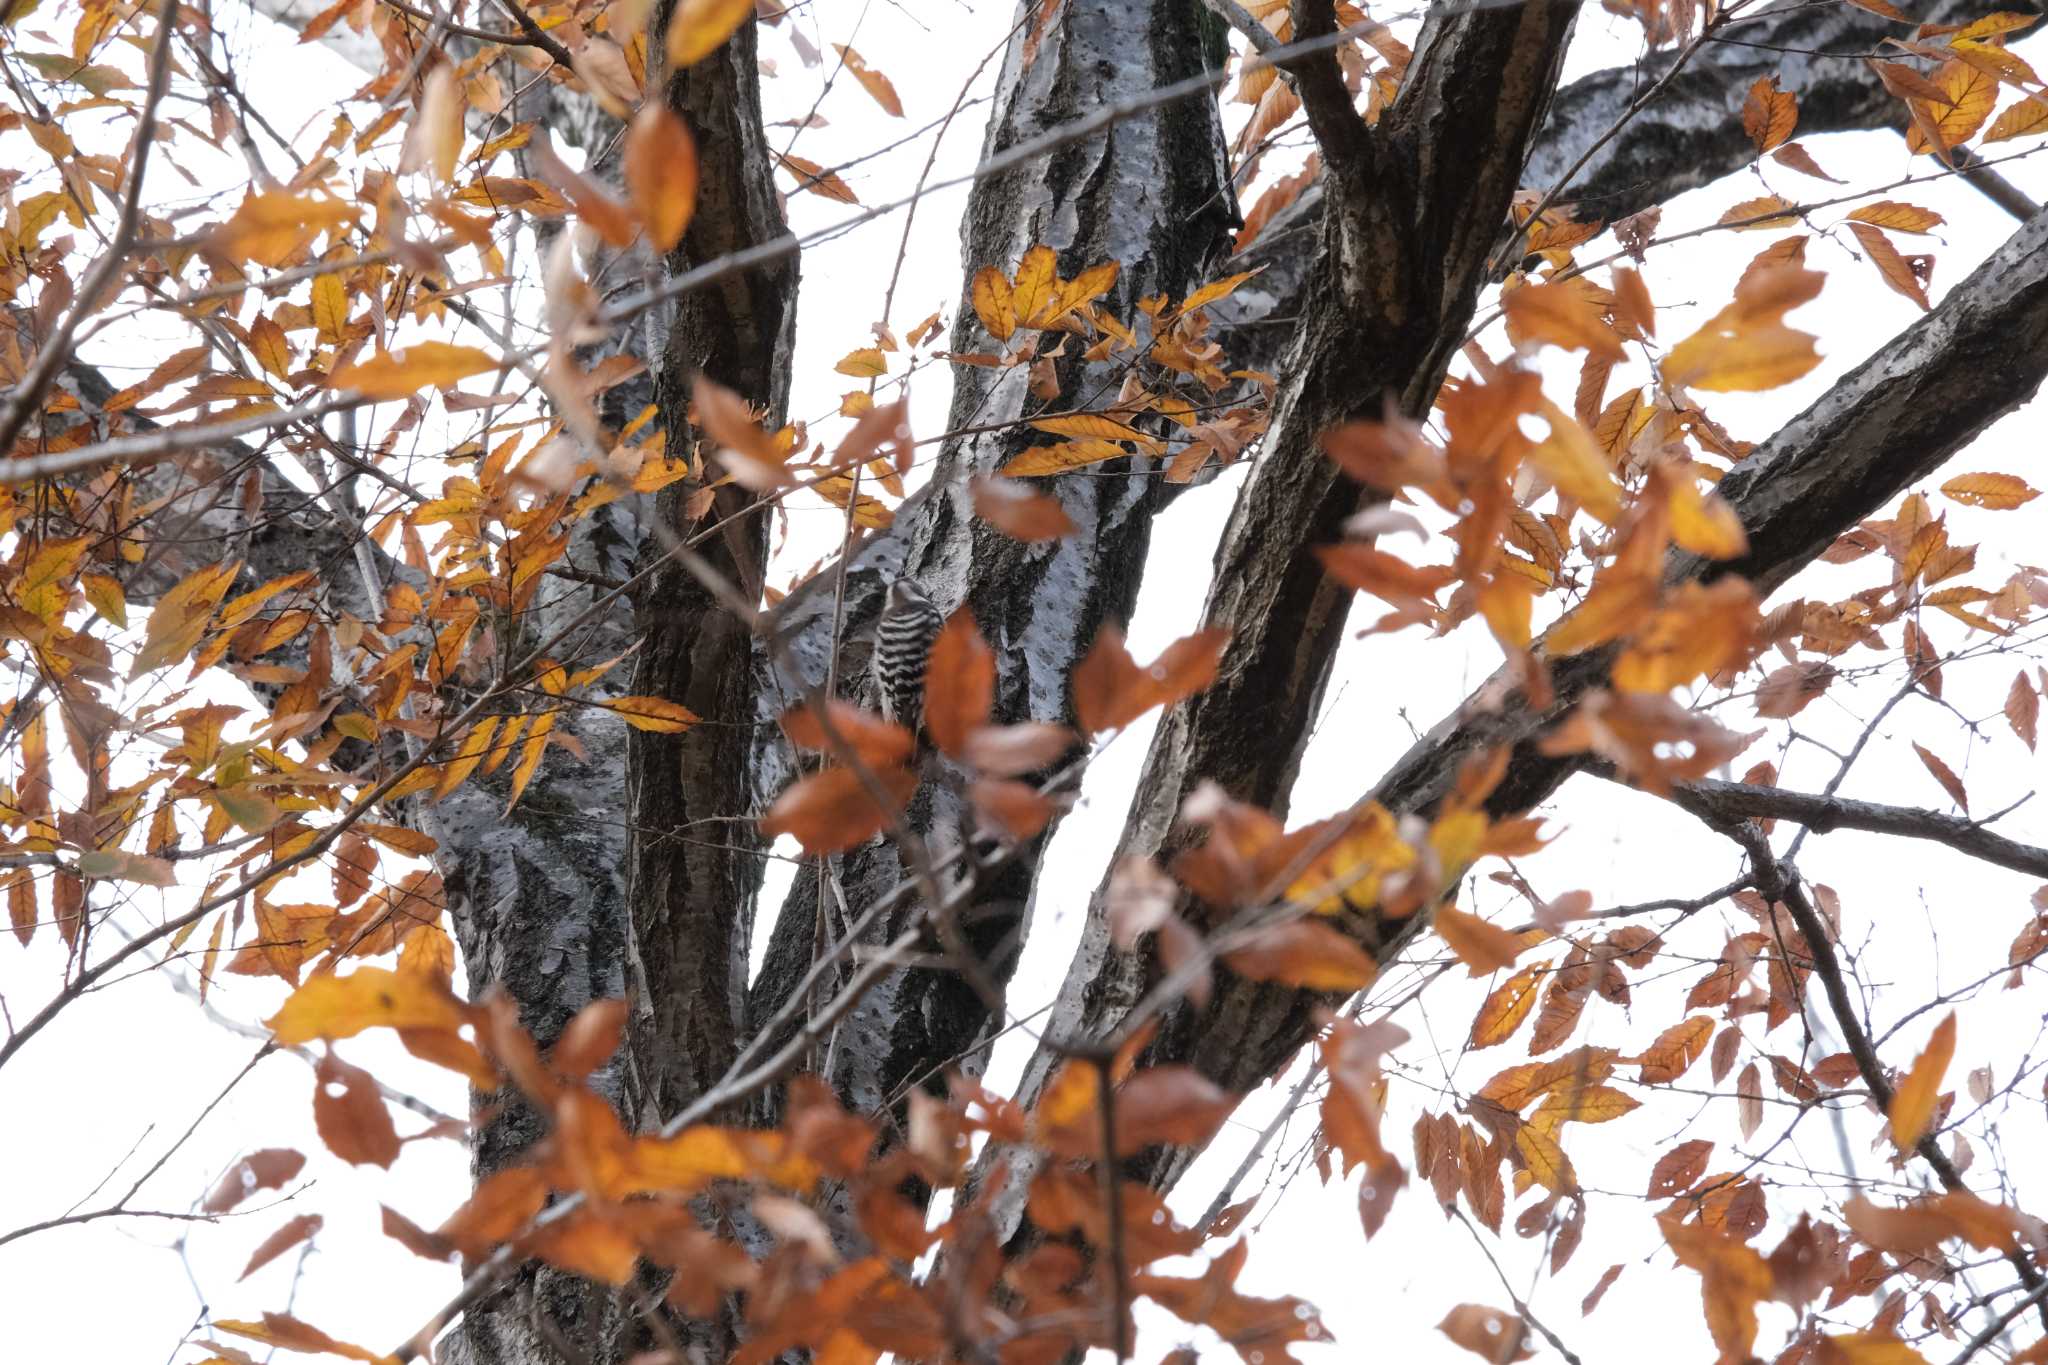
[{"xmin": 873, "ymin": 577, "xmax": 944, "ymax": 736}]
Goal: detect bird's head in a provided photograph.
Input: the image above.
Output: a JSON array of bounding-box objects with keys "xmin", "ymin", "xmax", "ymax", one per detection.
[{"xmin": 884, "ymin": 578, "xmax": 932, "ymax": 613}]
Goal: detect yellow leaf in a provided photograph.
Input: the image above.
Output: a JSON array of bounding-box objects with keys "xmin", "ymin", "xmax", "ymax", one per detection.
[
  {"xmin": 624, "ymin": 104, "xmax": 698, "ymax": 252},
  {"xmin": 266, "ymin": 966, "xmax": 466, "ymax": 1044},
  {"xmin": 1028, "ymin": 412, "xmax": 1152, "ymax": 445},
  {"xmin": 1906, "ymin": 61, "xmax": 1997, "ymax": 153},
  {"xmin": 1011, "ymin": 245, "xmax": 1058, "ymax": 326},
  {"xmin": 311, "ymin": 271, "xmax": 349, "ymax": 347},
  {"xmin": 249, "ymin": 314, "xmax": 292, "ymax": 378},
  {"xmin": 972, "ymin": 266, "xmax": 1015, "ymax": 342},
  {"xmin": 333, "ymin": 342, "xmax": 497, "ymax": 399},
  {"xmin": 1846, "ymin": 201, "xmax": 1944, "ymax": 233},
  {"xmin": 999, "ymin": 440, "xmax": 1130, "ymax": 477},
  {"xmin": 607, "ymin": 695, "xmax": 700, "ymax": 733},
  {"xmin": 1983, "ymin": 93, "xmax": 2048, "ymax": 143},
  {"xmin": 1889, "ymin": 1011, "xmax": 1955, "ymax": 1149},
  {"xmin": 1669, "ymin": 471, "xmax": 1750, "ymax": 559},
  {"xmin": 1514, "ymin": 1122, "xmax": 1576, "ymax": 1192},
  {"xmin": 666, "ymin": 0, "xmax": 752, "ymax": 67},
  {"xmin": 207, "ymin": 191, "xmax": 360, "ymax": 267},
  {"xmin": 1178, "ymin": 268, "xmax": 1261, "ymax": 315},
  {"xmin": 1717, "ymin": 195, "xmax": 1800, "ymax": 230},
  {"xmin": 1664, "ymin": 263, "xmax": 1824, "ymax": 392},
  {"xmin": 833, "ymin": 347, "xmax": 887, "ymax": 378}
]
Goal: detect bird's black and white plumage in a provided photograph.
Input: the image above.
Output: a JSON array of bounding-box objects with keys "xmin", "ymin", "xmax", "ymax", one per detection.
[{"xmin": 873, "ymin": 578, "xmax": 944, "ymax": 735}]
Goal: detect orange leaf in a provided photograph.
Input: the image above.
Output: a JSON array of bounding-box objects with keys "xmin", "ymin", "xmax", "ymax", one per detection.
[
  {"xmin": 666, "ymin": 0, "xmax": 752, "ymax": 66},
  {"xmin": 1940, "ymin": 472, "xmax": 2038, "ymax": 509},
  {"xmin": 1435, "ymin": 905, "xmax": 1526, "ymax": 975},
  {"xmin": 1911, "ymin": 741, "xmax": 1969, "ymax": 812},
  {"xmin": 778, "ymin": 700, "xmax": 914, "ymax": 767},
  {"xmin": 608, "ymin": 695, "xmax": 701, "ymax": 733},
  {"xmin": 1741, "ymin": 75, "xmax": 1798, "ymax": 152},
  {"xmin": 313, "ymin": 1051, "xmax": 401, "ymax": 1168},
  {"xmin": 831, "ymin": 44, "xmax": 903, "ymax": 117},
  {"xmin": 267, "ymin": 966, "xmax": 468, "ymax": 1044},
  {"xmin": 1638, "ymin": 1015, "xmax": 1714, "ymax": 1084},
  {"xmin": 760, "ymin": 765, "xmax": 918, "ymax": 854},
  {"xmin": 1889, "ymin": 1011, "xmax": 1956, "ymax": 1149},
  {"xmin": 971, "ymin": 475, "xmax": 1076, "ymax": 540},
  {"xmin": 1469, "ymin": 964, "xmax": 1543, "ymax": 1048},
  {"xmin": 1222, "ymin": 918, "xmax": 1378, "ymax": 992},
  {"xmin": 333, "ymin": 342, "xmax": 497, "ymax": 400},
  {"xmin": 924, "ymin": 609, "xmax": 994, "ymax": 758},
  {"xmin": 624, "ymin": 104, "xmax": 698, "ymax": 252},
  {"xmin": 1438, "ymin": 1305, "xmax": 1533, "ymax": 1361}
]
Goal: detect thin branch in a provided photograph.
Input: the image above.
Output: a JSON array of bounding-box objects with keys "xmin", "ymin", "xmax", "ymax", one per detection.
[
  {"xmin": 0, "ymin": 0, "xmax": 180, "ymax": 455},
  {"xmin": 1724, "ymin": 822, "xmax": 2048, "ymax": 1336},
  {"xmin": 1660, "ymin": 777, "xmax": 2048, "ymax": 880}
]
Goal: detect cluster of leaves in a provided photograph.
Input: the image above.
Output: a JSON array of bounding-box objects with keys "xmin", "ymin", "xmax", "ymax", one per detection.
[{"xmin": 200, "ymin": 966, "xmax": 1329, "ymax": 1365}]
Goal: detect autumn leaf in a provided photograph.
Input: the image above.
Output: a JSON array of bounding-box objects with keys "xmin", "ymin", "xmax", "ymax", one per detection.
[
  {"xmin": 1940, "ymin": 472, "xmax": 2038, "ymax": 509},
  {"xmin": 1072, "ymin": 624, "xmax": 1230, "ymax": 734},
  {"xmin": 1911, "ymin": 741, "xmax": 1969, "ymax": 812},
  {"xmin": 1847, "ymin": 201, "xmax": 1944, "ymax": 233},
  {"xmin": 1847, "ymin": 222, "xmax": 1929, "ymax": 310},
  {"xmin": 1665, "ymin": 263, "xmax": 1824, "ymax": 392},
  {"xmin": 666, "ymin": 0, "xmax": 752, "ymax": 66},
  {"xmin": 832, "ymin": 44, "xmax": 903, "ymax": 117},
  {"xmin": 922, "ymin": 610, "xmax": 995, "ymax": 759},
  {"xmin": 1438, "ymin": 1305, "xmax": 1532, "ymax": 1361},
  {"xmin": 204, "ymin": 1148, "xmax": 306, "ymax": 1213},
  {"xmin": 313, "ymin": 1051, "xmax": 401, "ymax": 1168},
  {"xmin": 212, "ymin": 1313, "xmax": 393, "ymax": 1364},
  {"xmin": 1889, "ymin": 1011, "xmax": 1955, "ymax": 1149},
  {"xmin": 607, "ymin": 695, "xmax": 701, "ymax": 733},
  {"xmin": 1469, "ymin": 964, "xmax": 1543, "ymax": 1048},
  {"xmin": 332, "ymin": 342, "xmax": 498, "ymax": 399},
  {"xmin": 2006, "ymin": 672, "xmax": 2038, "ymax": 750},
  {"xmin": 624, "ymin": 104, "xmax": 698, "ymax": 252},
  {"xmin": 267, "ymin": 966, "xmax": 468, "ymax": 1044},
  {"xmin": 239, "ymin": 1213, "xmax": 323, "ymax": 1280},
  {"xmin": 759, "ymin": 765, "xmax": 918, "ymax": 854},
  {"xmin": 1222, "ymin": 917, "xmax": 1378, "ymax": 992},
  {"xmin": 1648, "ymin": 1139, "xmax": 1713, "ymax": 1197},
  {"xmin": 1435, "ymin": 905, "xmax": 1527, "ymax": 975},
  {"xmin": 1741, "ymin": 75, "xmax": 1798, "ymax": 152},
  {"xmin": 971, "ymin": 475, "xmax": 1076, "ymax": 540},
  {"xmin": 1638, "ymin": 1015, "xmax": 1714, "ymax": 1084},
  {"xmin": 778, "ymin": 700, "xmax": 914, "ymax": 767},
  {"xmin": 775, "ymin": 151, "xmax": 859, "ymax": 204}
]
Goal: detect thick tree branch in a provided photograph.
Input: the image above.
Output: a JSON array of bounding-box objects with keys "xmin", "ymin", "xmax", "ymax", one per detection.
[
  {"xmin": 1018, "ymin": 200, "xmax": 2048, "ymax": 1200},
  {"xmin": 1216, "ymin": 0, "xmax": 2027, "ymax": 376},
  {"xmin": 745, "ymin": 0, "xmax": 1237, "ymax": 1122}
]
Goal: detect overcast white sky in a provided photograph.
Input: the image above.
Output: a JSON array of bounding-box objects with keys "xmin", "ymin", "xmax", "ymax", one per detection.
[{"xmin": 2, "ymin": 0, "xmax": 2047, "ymax": 1360}]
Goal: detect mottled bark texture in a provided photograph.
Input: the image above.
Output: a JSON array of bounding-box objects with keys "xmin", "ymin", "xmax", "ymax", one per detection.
[
  {"xmin": 437, "ymin": 13, "xmax": 795, "ymax": 1365},
  {"xmin": 1212, "ymin": 0, "xmax": 2038, "ymax": 377},
  {"xmin": 744, "ymin": 0, "xmax": 1237, "ymax": 1121},
  {"xmin": 986, "ymin": 0, "xmax": 1580, "ymax": 1202}
]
